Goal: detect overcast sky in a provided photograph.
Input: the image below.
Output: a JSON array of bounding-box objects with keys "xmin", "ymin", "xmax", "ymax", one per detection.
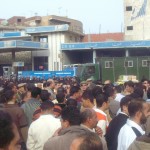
[{"xmin": 0, "ymin": 0, "xmax": 124, "ymax": 33}]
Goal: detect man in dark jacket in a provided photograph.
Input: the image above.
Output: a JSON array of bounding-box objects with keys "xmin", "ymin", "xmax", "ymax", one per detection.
[{"xmin": 105, "ymin": 96, "xmax": 132, "ymax": 150}]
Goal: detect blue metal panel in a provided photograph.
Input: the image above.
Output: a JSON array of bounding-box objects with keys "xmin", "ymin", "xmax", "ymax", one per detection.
[
  {"xmin": 0, "ymin": 40, "xmax": 48, "ymax": 50},
  {"xmin": 0, "ymin": 41, "xmax": 16, "ymax": 49},
  {"xmin": 25, "ymin": 24, "xmax": 69, "ymax": 34},
  {"xmin": 61, "ymin": 40, "xmax": 150, "ymax": 50},
  {"xmin": 0, "ymin": 32, "xmax": 21, "ymax": 37},
  {"xmin": 18, "ymin": 71, "xmax": 74, "ymax": 79},
  {"xmin": 16, "ymin": 40, "xmax": 48, "ymax": 49}
]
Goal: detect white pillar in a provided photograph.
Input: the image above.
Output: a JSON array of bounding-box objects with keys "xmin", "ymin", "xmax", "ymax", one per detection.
[
  {"xmin": 93, "ymin": 50, "xmax": 96, "ymax": 63},
  {"xmin": 125, "ymin": 49, "xmax": 129, "ymax": 57}
]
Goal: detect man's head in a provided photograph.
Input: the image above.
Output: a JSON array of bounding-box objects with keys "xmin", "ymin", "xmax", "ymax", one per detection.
[
  {"xmin": 82, "ymin": 90, "xmax": 94, "ymax": 108},
  {"xmin": 104, "ymin": 80, "xmax": 111, "ymax": 85},
  {"xmin": 7, "ymin": 82, "xmax": 17, "ymax": 94},
  {"xmin": 69, "ymin": 86, "xmax": 81, "ymax": 99},
  {"xmin": 0, "ymin": 110, "xmax": 21, "ymax": 150},
  {"xmin": 56, "ymin": 92, "xmax": 65, "ymax": 103},
  {"xmin": 80, "ymin": 108, "xmax": 98, "ymax": 129},
  {"xmin": 40, "ymin": 90, "xmax": 51, "ymax": 102},
  {"xmin": 96, "ymin": 94, "xmax": 109, "ymax": 111},
  {"xmin": 4, "ymin": 90, "xmax": 16, "ymax": 103},
  {"xmin": 17, "ymin": 83, "xmax": 26, "ymax": 94},
  {"xmin": 80, "ymin": 81, "xmax": 88, "ymax": 92},
  {"xmin": 61, "ymin": 106, "xmax": 81, "ymax": 129},
  {"xmin": 31, "ymin": 87, "xmax": 41, "ymax": 99},
  {"xmin": 47, "ymin": 79, "xmax": 55, "ymax": 89},
  {"xmin": 124, "ymin": 81, "xmax": 134, "ymax": 94},
  {"xmin": 70, "ymin": 132, "xmax": 103, "ymax": 150},
  {"xmin": 141, "ymin": 79, "xmax": 149, "ymax": 90},
  {"xmin": 120, "ymin": 96, "xmax": 132, "ymax": 115},
  {"xmin": 128, "ymin": 99, "xmax": 150, "ymax": 124},
  {"xmin": 40, "ymin": 100, "xmax": 54, "ymax": 114}
]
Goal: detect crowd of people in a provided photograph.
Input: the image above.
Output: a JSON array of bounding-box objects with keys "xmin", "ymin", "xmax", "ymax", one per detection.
[{"xmin": 0, "ymin": 76, "xmax": 150, "ymax": 150}]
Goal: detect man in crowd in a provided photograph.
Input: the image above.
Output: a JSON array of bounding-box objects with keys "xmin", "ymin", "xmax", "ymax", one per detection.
[
  {"xmin": 117, "ymin": 99, "xmax": 150, "ymax": 150},
  {"xmin": 80, "ymin": 108, "xmax": 107, "ymax": 150},
  {"xmin": 105, "ymin": 96, "xmax": 132, "ymax": 150},
  {"xmin": 67, "ymin": 86, "xmax": 81, "ymax": 109},
  {"xmin": 124, "ymin": 81, "xmax": 134, "ymax": 95},
  {"xmin": 70, "ymin": 132, "xmax": 103, "ymax": 150},
  {"xmin": 0, "ymin": 110, "xmax": 21, "ymax": 150},
  {"xmin": 94, "ymin": 94, "xmax": 109, "ymax": 135},
  {"xmin": 82, "ymin": 89, "xmax": 96, "ymax": 109},
  {"xmin": 46, "ymin": 79, "xmax": 56, "ymax": 100},
  {"xmin": 44, "ymin": 106, "xmax": 90, "ymax": 150},
  {"xmin": 80, "ymin": 81, "xmax": 88, "ymax": 93},
  {"xmin": 27, "ymin": 101, "xmax": 61, "ymax": 150},
  {"xmin": 22, "ymin": 87, "xmax": 41, "ymax": 126}
]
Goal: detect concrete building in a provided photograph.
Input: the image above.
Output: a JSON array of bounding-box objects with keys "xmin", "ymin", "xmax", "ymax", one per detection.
[
  {"xmin": 0, "ymin": 15, "xmax": 84, "ymax": 75},
  {"xmin": 124, "ymin": 0, "xmax": 150, "ymax": 40}
]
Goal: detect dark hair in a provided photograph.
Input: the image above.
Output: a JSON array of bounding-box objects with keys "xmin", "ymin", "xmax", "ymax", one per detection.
[
  {"xmin": 120, "ymin": 96, "xmax": 132, "ymax": 111},
  {"xmin": 43, "ymin": 82, "xmax": 47, "ymax": 88},
  {"xmin": 46, "ymin": 80, "xmax": 54, "ymax": 87},
  {"xmin": 147, "ymin": 88, "xmax": 150, "ymax": 99},
  {"xmin": 124, "ymin": 81, "xmax": 134, "ymax": 88},
  {"xmin": 115, "ymin": 85, "xmax": 123, "ymax": 93},
  {"xmin": 7, "ymin": 82, "xmax": 16, "ymax": 90},
  {"xmin": 128, "ymin": 99, "xmax": 145, "ymax": 117},
  {"xmin": 57, "ymin": 87, "xmax": 66, "ymax": 94},
  {"xmin": 40, "ymin": 90, "xmax": 51, "ymax": 102},
  {"xmin": 92, "ymin": 86, "xmax": 103, "ymax": 98},
  {"xmin": 26, "ymin": 83, "xmax": 35, "ymax": 92},
  {"xmin": 0, "ymin": 110, "xmax": 15, "ymax": 148},
  {"xmin": 66, "ymin": 99, "xmax": 77, "ymax": 107},
  {"xmin": 31, "ymin": 87, "xmax": 41, "ymax": 98},
  {"xmin": 69, "ymin": 86, "xmax": 80, "ymax": 96},
  {"xmin": 56, "ymin": 93, "xmax": 65, "ymax": 103},
  {"xmin": 4, "ymin": 90, "xmax": 15, "ymax": 102},
  {"xmin": 76, "ymin": 132, "xmax": 103, "ymax": 150},
  {"xmin": 82, "ymin": 90, "xmax": 94, "ymax": 104},
  {"xmin": 141, "ymin": 78, "xmax": 149, "ymax": 83},
  {"xmin": 96, "ymin": 94, "xmax": 108, "ymax": 108},
  {"xmin": 129, "ymin": 83, "xmax": 144, "ymax": 99},
  {"xmin": 40, "ymin": 100, "xmax": 54, "ymax": 111},
  {"xmin": 80, "ymin": 109, "xmax": 94, "ymax": 123},
  {"xmin": 61, "ymin": 106, "xmax": 81, "ymax": 126},
  {"xmin": 104, "ymin": 86, "xmax": 115, "ymax": 97},
  {"xmin": 21, "ymin": 92, "xmax": 28, "ymax": 100}
]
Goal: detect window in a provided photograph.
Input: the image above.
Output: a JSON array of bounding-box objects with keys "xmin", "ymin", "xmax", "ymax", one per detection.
[
  {"xmin": 142, "ymin": 60, "xmax": 150, "ymax": 67},
  {"xmin": 86, "ymin": 66, "xmax": 95, "ymax": 74},
  {"xmin": 105, "ymin": 61, "xmax": 113, "ymax": 68},
  {"xmin": 127, "ymin": 26, "xmax": 133, "ymax": 30},
  {"xmin": 17, "ymin": 19, "xmax": 21, "ymax": 23},
  {"xmin": 70, "ymin": 36, "xmax": 72, "ymax": 42},
  {"xmin": 142, "ymin": 60, "xmax": 147, "ymax": 67},
  {"xmin": 39, "ymin": 37, "xmax": 48, "ymax": 42},
  {"xmin": 126, "ymin": 6, "xmax": 132, "ymax": 11},
  {"xmin": 124, "ymin": 61, "xmax": 133, "ymax": 67}
]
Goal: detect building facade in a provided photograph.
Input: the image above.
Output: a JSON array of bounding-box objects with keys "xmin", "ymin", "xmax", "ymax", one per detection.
[
  {"xmin": 0, "ymin": 15, "xmax": 84, "ymax": 73},
  {"xmin": 124, "ymin": 0, "xmax": 150, "ymax": 40}
]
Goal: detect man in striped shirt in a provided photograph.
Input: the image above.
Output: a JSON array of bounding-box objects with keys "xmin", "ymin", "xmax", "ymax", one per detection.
[{"xmin": 22, "ymin": 87, "xmax": 41, "ymax": 126}]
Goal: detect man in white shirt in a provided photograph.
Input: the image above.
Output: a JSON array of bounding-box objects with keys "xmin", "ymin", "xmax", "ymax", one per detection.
[
  {"xmin": 27, "ymin": 101, "xmax": 61, "ymax": 150},
  {"xmin": 117, "ymin": 99, "xmax": 150, "ymax": 150}
]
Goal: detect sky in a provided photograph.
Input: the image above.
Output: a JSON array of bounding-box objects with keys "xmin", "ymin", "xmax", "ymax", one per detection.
[{"xmin": 0, "ymin": 0, "xmax": 124, "ymax": 34}]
